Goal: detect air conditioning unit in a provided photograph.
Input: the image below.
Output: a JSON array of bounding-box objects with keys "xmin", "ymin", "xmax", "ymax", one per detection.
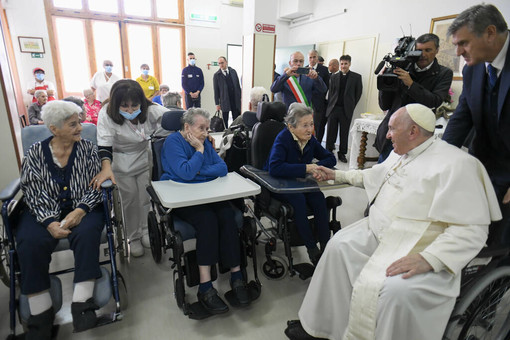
[
  {"xmin": 279, "ymin": 0, "xmax": 313, "ymax": 20},
  {"xmin": 223, "ymin": 0, "xmax": 243, "ymax": 7}
]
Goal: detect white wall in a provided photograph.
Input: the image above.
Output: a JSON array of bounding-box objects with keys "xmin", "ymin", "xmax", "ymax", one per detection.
[
  {"xmin": 184, "ymin": 0, "xmax": 244, "ymax": 115},
  {"xmin": 4, "ymin": 0, "xmax": 55, "ymax": 107},
  {"xmin": 276, "ymin": 0, "xmax": 510, "ymax": 113}
]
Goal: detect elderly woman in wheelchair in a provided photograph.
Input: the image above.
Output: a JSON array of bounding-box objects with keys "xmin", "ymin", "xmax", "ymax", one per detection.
[
  {"xmin": 17, "ymin": 100, "xmax": 104, "ymax": 338},
  {"xmin": 160, "ymin": 108, "xmax": 250, "ymax": 314},
  {"xmin": 264, "ymin": 103, "xmax": 336, "ymax": 266}
]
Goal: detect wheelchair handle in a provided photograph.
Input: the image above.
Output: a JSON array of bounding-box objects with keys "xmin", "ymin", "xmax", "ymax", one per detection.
[{"xmin": 101, "ymin": 180, "xmax": 113, "ymax": 189}]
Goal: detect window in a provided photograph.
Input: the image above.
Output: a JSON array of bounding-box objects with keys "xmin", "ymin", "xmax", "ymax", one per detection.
[{"xmin": 46, "ymin": 0, "xmax": 185, "ymax": 99}]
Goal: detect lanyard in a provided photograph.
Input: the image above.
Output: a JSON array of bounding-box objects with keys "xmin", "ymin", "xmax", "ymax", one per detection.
[{"xmin": 126, "ymin": 121, "xmax": 148, "ymax": 140}]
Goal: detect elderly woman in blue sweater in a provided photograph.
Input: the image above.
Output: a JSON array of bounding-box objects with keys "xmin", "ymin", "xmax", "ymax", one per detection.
[
  {"xmin": 265, "ymin": 103, "xmax": 336, "ymax": 265},
  {"xmin": 160, "ymin": 108, "xmax": 250, "ymax": 314}
]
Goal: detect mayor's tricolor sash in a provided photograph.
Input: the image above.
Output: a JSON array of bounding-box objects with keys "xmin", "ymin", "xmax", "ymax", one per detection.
[{"xmin": 286, "ymin": 76, "xmax": 310, "ymax": 107}]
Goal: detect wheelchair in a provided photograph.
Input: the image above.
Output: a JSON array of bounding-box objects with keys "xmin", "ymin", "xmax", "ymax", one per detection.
[
  {"xmin": 443, "ymin": 241, "xmax": 510, "ymax": 340},
  {"xmin": 146, "ymin": 110, "xmax": 261, "ymax": 320},
  {"xmin": 240, "ymin": 101, "xmax": 342, "ymax": 281},
  {"xmin": 0, "ymin": 123, "xmax": 128, "ymax": 339}
]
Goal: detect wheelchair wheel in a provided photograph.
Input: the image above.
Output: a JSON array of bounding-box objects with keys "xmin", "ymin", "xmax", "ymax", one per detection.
[
  {"xmin": 117, "ymin": 270, "xmax": 129, "ymax": 310},
  {"xmin": 262, "ymin": 255, "xmax": 287, "ymax": 280},
  {"xmin": 174, "ymin": 277, "xmax": 185, "ymax": 309},
  {"xmin": 147, "ymin": 211, "xmax": 162, "ymax": 263},
  {"xmin": 443, "ymin": 266, "xmax": 510, "ymax": 340},
  {"xmin": 0, "ymin": 226, "xmax": 10, "ymax": 287},
  {"xmin": 112, "ymin": 187, "xmax": 129, "ymax": 262}
]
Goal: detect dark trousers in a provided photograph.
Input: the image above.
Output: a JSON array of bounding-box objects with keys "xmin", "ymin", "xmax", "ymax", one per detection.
[
  {"xmin": 174, "ymin": 201, "xmax": 240, "ymax": 268},
  {"xmin": 274, "ymin": 191, "xmax": 330, "ymax": 249},
  {"xmin": 222, "ymin": 108, "xmax": 241, "ymax": 128},
  {"xmin": 313, "ymin": 106, "xmax": 328, "ymax": 145},
  {"xmin": 15, "ymin": 207, "xmax": 104, "ymax": 295},
  {"xmin": 185, "ymin": 93, "xmax": 201, "ymax": 109},
  {"xmin": 490, "ymin": 181, "xmax": 510, "ymax": 248},
  {"xmin": 326, "ymin": 106, "xmax": 351, "ymax": 155},
  {"xmin": 378, "ymin": 141, "xmax": 393, "ymax": 163}
]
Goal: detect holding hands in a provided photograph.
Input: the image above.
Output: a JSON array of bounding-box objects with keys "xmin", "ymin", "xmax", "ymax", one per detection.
[{"xmin": 312, "ymin": 165, "xmax": 336, "ymax": 181}]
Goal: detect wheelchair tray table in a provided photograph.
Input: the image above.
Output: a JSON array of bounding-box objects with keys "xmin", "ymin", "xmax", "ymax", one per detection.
[
  {"xmin": 151, "ymin": 171, "xmax": 261, "ymax": 208},
  {"xmin": 240, "ymin": 165, "xmax": 346, "ymax": 194}
]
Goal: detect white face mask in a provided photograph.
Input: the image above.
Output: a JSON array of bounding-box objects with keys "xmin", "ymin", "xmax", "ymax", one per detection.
[{"xmin": 189, "ymin": 59, "xmax": 196, "ymax": 66}]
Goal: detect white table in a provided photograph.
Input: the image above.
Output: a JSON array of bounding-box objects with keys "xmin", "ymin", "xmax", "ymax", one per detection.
[
  {"xmin": 348, "ymin": 117, "xmax": 447, "ymax": 170},
  {"xmin": 151, "ymin": 172, "xmax": 261, "ymax": 209},
  {"xmin": 348, "ymin": 118, "xmax": 382, "ymax": 169}
]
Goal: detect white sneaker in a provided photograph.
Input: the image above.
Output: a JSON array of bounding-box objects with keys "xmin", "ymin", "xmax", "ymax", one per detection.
[
  {"xmin": 130, "ymin": 239, "xmax": 145, "ymax": 257},
  {"xmin": 141, "ymin": 232, "xmax": 151, "ymax": 249}
]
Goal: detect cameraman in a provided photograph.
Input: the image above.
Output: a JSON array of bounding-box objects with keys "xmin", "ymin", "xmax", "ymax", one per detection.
[{"xmin": 375, "ymin": 33, "xmax": 453, "ymax": 161}]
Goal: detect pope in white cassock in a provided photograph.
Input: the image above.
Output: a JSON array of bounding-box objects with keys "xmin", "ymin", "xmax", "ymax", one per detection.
[{"xmin": 284, "ymin": 103, "xmax": 502, "ymax": 340}]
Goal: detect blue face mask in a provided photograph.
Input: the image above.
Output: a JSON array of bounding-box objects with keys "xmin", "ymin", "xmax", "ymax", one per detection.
[
  {"xmin": 35, "ymin": 73, "xmax": 45, "ymax": 81},
  {"xmin": 105, "ymin": 66, "xmax": 113, "ymax": 73},
  {"xmin": 141, "ymin": 69, "xmax": 149, "ymax": 76},
  {"xmin": 119, "ymin": 108, "xmax": 141, "ymax": 120},
  {"xmin": 189, "ymin": 59, "xmax": 196, "ymax": 66}
]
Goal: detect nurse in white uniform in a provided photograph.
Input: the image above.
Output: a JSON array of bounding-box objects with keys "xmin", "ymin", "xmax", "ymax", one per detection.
[{"xmin": 92, "ymin": 79, "xmax": 167, "ymax": 257}]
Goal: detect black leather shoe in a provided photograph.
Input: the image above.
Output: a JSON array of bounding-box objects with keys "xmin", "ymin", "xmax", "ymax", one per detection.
[
  {"xmin": 231, "ymin": 279, "xmax": 251, "ymax": 306},
  {"xmin": 338, "ymin": 153, "xmax": 347, "ymax": 163},
  {"xmin": 197, "ymin": 287, "xmax": 229, "ymax": 314},
  {"xmin": 284, "ymin": 320, "xmax": 327, "ymax": 340}
]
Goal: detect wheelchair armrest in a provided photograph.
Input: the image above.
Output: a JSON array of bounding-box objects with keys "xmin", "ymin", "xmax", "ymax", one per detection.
[
  {"xmin": 0, "ymin": 178, "xmax": 21, "ymax": 202},
  {"xmin": 100, "ymin": 180, "xmax": 113, "ymax": 189},
  {"xmin": 146, "ymin": 185, "xmax": 162, "ymax": 206},
  {"xmin": 476, "ymin": 244, "xmax": 510, "ymax": 259}
]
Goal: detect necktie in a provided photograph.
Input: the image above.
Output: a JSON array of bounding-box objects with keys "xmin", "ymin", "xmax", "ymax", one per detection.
[
  {"xmin": 223, "ymin": 70, "xmax": 228, "ymax": 76},
  {"xmin": 488, "ymin": 64, "xmax": 498, "ymax": 88}
]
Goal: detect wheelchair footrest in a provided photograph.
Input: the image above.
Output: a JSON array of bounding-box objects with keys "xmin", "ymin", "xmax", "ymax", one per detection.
[
  {"xmin": 293, "ymin": 263, "xmax": 315, "ymax": 280},
  {"xmin": 96, "ymin": 312, "xmax": 121, "ymax": 327},
  {"xmin": 187, "ymin": 302, "xmax": 214, "ymax": 320},
  {"xmin": 224, "ymin": 280, "xmax": 261, "ymax": 307}
]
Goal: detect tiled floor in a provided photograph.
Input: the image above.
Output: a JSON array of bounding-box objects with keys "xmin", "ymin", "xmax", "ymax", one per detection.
[{"xmin": 0, "ymin": 160, "xmax": 370, "ymax": 340}]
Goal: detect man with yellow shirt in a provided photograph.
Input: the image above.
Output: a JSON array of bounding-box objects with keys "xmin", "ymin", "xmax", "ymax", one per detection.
[
  {"xmin": 285, "ymin": 104, "xmax": 501, "ymax": 340},
  {"xmin": 136, "ymin": 64, "xmax": 160, "ymax": 100}
]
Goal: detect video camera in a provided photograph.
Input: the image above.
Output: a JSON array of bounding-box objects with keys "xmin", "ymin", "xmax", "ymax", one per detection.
[{"xmin": 375, "ymin": 36, "xmax": 422, "ymax": 91}]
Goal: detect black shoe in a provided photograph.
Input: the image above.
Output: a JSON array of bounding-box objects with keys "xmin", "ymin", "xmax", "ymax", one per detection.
[
  {"xmin": 307, "ymin": 246, "xmax": 321, "ymax": 267},
  {"xmin": 71, "ymin": 298, "xmax": 98, "ymax": 332},
  {"xmin": 284, "ymin": 320, "xmax": 327, "ymax": 340},
  {"xmin": 197, "ymin": 287, "xmax": 229, "ymax": 314},
  {"xmin": 26, "ymin": 307, "xmax": 55, "ymax": 340},
  {"xmin": 338, "ymin": 153, "xmax": 347, "ymax": 163},
  {"xmin": 231, "ymin": 278, "xmax": 251, "ymax": 306}
]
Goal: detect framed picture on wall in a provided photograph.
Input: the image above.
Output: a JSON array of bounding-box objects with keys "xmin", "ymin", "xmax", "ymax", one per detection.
[
  {"xmin": 18, "ymin": 36, "xmax": 45, "ymax": 54},
  {"xmin": 430, "ymin": 15, "xmax": 465, "ymax": 80}
]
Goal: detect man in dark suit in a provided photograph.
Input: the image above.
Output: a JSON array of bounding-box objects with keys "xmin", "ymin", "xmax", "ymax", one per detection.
[
  {"xmin": 325, "ymin": 55, "xmax": 363, "ymax": 162},
  {"xmin": 213, "ymin": 56, "xmax": 242, "ymax": 126},
  {"xmin": 375, "ymin": 33, "xmax": 453, "ymax": 162},
  {"xmin": 443, "ymin": 4, "xmax": 510, "ymax": 248},
  {"xmin": 271, "ymin": 51, "xmax": 327, "ymax": 109},
  {"xmin": 307, "ymin": 49, "xmax": 330, "ymax": 144}
]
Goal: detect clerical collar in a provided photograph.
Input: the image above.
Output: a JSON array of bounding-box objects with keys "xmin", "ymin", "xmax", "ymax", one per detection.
[
  {"xmin": 406, "ymin": 136, "xmax": 435, "ymax": 160},
  {"xmin": 485, "ymin": 32, "xmax": 509, "ymax": 78},
  {"xmin": 342, "ymin": 70, "xmax": 349, "ymax": 76},
  {"xmin": 414, "ymin": 61, "xmax": 434, "ymax": 73}
]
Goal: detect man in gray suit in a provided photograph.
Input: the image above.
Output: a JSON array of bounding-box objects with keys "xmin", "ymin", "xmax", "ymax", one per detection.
[
  {"xmin": 325, "ymin": 55, "xmax": 363, "ymax": 162},
  {"xmin": 213, "ymin": 56, "xmax": 242, "ymax": 127}
]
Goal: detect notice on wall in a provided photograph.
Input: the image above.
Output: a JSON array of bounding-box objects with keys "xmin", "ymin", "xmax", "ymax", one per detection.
[{"xmin": 255, "ymin": 23, "xmax": 275, "ymax": 34}]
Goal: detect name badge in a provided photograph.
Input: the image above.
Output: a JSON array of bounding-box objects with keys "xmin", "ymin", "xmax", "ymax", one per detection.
[
  {"xmin": 188, "ymin": 74, "xmax": 193, "ymax": 78},
  {"xmin": 196, "ymin": 74, "xmax": 200, "ymax": 77},
  {"xmin": 148, "ymin": 86, "xmax": 154, "ymax": 90}
]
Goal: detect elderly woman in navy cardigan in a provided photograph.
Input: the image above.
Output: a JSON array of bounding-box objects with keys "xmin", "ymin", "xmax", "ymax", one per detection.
[
  {"xmin": 160, "ymin": 108, "xmax": 250, "ymax": 314},
  {"xmin": 265, "ymin": 103, "xmax": 336, "ymax": 265},
  {"xmin": 18, "ymin": 100, "xmax": 103, "ymax": 338}
]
